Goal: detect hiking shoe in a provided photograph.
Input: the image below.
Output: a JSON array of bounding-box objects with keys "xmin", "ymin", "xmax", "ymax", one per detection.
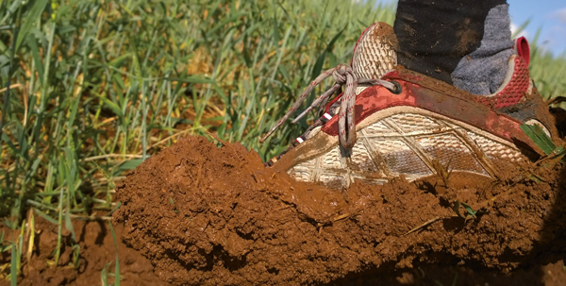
[{"xmin": 262, "ymin": 24, "xmax": 560, "ymax": 189}]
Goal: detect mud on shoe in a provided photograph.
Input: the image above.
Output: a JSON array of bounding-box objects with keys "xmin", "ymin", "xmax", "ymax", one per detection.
[{"xmin": 262, "ymin": 24, "xmax": 560, "ymax": 189}]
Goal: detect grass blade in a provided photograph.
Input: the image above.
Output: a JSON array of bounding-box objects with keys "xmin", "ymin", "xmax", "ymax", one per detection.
[
  {"xmin": 33, "ymin": 208, "xmax": 58, "ymax": 225},
  {"xmin": 15, "ymin": 0, "xmax": 49, "ymax": 51},
  {"xmin": 108, "ymin": 221, "xmax": 120, "ymax": 286},
  {"xmin": 520, "ymin": 123, "xmax": 556, "ymax": 155}
]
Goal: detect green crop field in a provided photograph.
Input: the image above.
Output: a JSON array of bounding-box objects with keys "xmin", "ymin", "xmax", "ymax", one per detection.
[{"xmin": 1, "ymin": 0, "xmax": 565, "ymax": 284}]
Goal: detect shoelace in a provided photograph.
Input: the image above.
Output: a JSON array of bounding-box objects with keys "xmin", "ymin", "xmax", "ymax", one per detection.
[{"xmin": 260, "ymin": 64, "xmax": 396, "ymax": 148}]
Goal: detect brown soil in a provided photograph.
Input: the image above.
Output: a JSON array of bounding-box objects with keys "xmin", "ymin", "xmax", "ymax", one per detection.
[
  {"xmin": 2, "ymin": 214, "xmax": 565, "ymax": 286},
  {"xmin": 0, "ymin": 217, "xmax": 170, "ymax": 286},
  {"xmin": 108, "ymin": 136, "xmax": 566, "ymax": 285}
]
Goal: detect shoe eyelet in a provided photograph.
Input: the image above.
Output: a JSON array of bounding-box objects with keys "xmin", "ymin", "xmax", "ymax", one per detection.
[{"xmin": 388, "ymin": 81, "xmax": 402, "ymax": 95}]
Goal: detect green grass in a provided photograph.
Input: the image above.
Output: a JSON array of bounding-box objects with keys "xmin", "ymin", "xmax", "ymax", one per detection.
[{"xmin": 0, "ymin": 0, "xmax": 565, "ymax": 283}]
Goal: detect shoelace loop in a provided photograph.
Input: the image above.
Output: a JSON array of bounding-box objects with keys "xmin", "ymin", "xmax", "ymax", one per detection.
[{"xmin": 260, "ymin": 64, "xmax": 396, "ymax": 149}]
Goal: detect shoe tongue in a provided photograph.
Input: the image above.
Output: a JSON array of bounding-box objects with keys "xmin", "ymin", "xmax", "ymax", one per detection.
[{"xmin": 351, "ymin": 22, "xmax": 398, "ymax": 80}]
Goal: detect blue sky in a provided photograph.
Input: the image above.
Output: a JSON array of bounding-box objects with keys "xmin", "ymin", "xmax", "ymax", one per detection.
[
  {"xmin": 371, "ymin": 0, "xmax": 566, "ymax": 56},
  {"xmin": 508, "ymin": 0, "xmax": 566, "ymax": 56}
]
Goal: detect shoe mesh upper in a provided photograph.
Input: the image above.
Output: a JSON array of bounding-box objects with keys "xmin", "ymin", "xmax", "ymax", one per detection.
[{"xmin": 352, "ymin": 23, "xmax": 397, "ymax": 80}]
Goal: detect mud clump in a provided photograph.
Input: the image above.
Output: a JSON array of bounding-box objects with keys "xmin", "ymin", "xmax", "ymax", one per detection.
[{"xmin": 113, "ymin": 136, "xmax": 566, "ymax": 285}]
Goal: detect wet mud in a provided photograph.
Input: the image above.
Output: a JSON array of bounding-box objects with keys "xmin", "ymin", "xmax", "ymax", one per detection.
[{"xmin": 112, "ymin": 136, "xmax": 566, "ymax": 285}]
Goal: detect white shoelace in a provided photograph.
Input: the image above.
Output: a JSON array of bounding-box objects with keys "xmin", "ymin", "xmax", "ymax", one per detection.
[{"xmin": 261, "ymin": 64, "xmax": 395, "ymax": 148}]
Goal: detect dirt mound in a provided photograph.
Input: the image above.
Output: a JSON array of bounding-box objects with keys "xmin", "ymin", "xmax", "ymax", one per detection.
[{"xmin": 113, "ymin": 136, "xmax": 566, "ymax": 285}]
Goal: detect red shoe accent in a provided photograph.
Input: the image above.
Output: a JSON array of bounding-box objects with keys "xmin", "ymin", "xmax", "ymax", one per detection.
[
  {"xmin": 515, "ymin": 36, "xmax": 530, "ymax": 65},
  {"xmin": 319, "ymin": 70, "xmax": 545, "ymax": 157},
  {"xmin": 476, "ymin": 56, "xmax": 530, "ymax": 109},
  {"xmin": 324, "ymin": 92, "xmax": 343, "ymax": 113}
]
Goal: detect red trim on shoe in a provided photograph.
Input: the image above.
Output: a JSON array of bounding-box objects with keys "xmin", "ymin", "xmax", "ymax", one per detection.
[
  {"xmin": 324, "ymin": 92, "xmax": 344, "ymax": 113},
  {"xmin": 515, "ymin": 36, "xmax": 530, "ymax": 66},
  {"xmin": 476, "ymin": 56, "xmax": 530, "ymax": 109},
  {"xmin": 320, "ymin": 72, "xmax": 544, "ymax": 156}
]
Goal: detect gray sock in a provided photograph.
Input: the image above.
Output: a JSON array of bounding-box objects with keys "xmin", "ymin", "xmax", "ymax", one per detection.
[{"xmin": 451, "ymin": 4, "xmax": 516, "ymax": 96}]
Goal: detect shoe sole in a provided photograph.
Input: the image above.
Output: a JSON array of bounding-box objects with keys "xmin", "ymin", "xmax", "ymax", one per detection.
[{"xmin": 277, "ymin": 106, "xmax": 524, "ymax": 188}]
